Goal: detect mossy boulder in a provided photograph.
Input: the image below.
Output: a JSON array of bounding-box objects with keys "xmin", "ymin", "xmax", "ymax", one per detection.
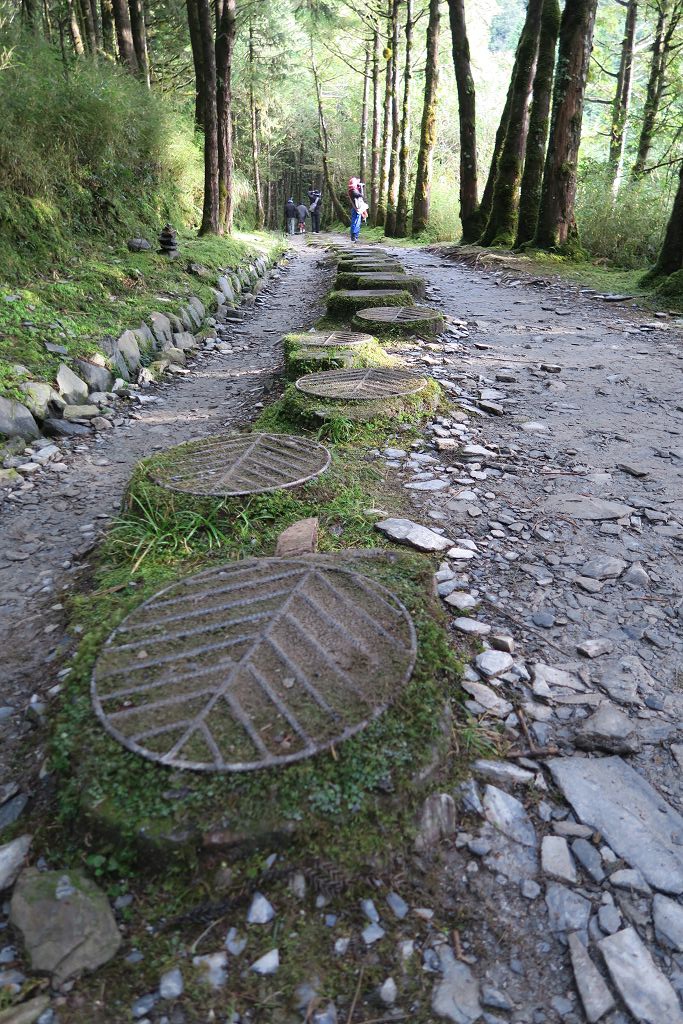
[
  {"xmin": 282, "ymin": 375, "xmax": 443, "ymax": 426},
  {"xmin": 353, "ymin": 305, "xmax": 445, "ymax": 338},
  {"xmin": 283, "ymin": 333, "xmax": 397, "ymax": 379},
  {"xmin": 336, "ymin": 272, "xmax": 426, "ymax": 297},
  {"xmin": 326, "ymin": 289, "xmax": 414, "ymax": 319}
]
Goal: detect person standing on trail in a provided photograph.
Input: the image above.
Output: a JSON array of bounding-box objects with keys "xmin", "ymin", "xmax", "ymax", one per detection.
[
  {"xmin": 308, "ymin": 189, "xmax": 322, "ymax": 233},
  {"xmin": 285, "ymin": 198, "xmax": 297, "ymax": 236},
  {"xmin": 348, "ymin": 177, "xmax": 368, "ymax": 243},
  {"xmin": 296, "ymin": 202, "xmax": 309, "ymax": 234}
]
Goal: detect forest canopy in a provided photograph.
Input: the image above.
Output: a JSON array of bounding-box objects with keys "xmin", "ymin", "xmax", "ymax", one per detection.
[{"xmin": 1, "ymin": 0, "xmax": 683, "ymax": 287}]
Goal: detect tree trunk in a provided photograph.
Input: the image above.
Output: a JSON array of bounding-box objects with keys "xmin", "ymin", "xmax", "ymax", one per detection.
[
  {"xmin": 196, "ymin": 0, "xmax": 219, "ymax": 235},
  {"xmin": 384, "ymin": 0, "xmax": 401, "ymax": 237},
  {"xmin": 111, "ymin": 0, "xmax": 138, "ymax": 71},
  {"xmin": 312, "ymin": 51, "xmax": 350, "ymax": 225},
  {"xmin": 186, "ymin": 0, "xmax": 205, "ymax": 131},
  {"xmin": 216, "ymin": 0, "xmax": 236, "ymax": 233},
  {"xmin": 68, "ymin": 0, "xmax": 86, "ymax": 55},
  {"xmin": 478, "ymin": 80, "xmax": 514, "ymax": 232},
  {"xmin": 480, "ymin": 0, "xmax": 544, "ymax": 247},
  {"xmin": 632, "ymin": 1, "xmax": 669, "ymax": 178},
  {"xmin": 128, "ymin": 0, "xmax": 150, "ymax": 85},
  {"xmin": 447, "ymin": 0, "xmax": 481, "ymax": 241},
  {"xmin": 412, "ymin": 0, "xmax": 440, "ymax": 235},
  {"xmin": 360, "ymin": 46, "xmax": 370, "ymax": 183},
  {"xmin": 90, "ymin": 0, "xmax": 101, "ymax": 49},
  {"xmin": 78, "ymin": 0, "xmax": 97, "ymax": 52},
  {"xmin": 608, "ymin": 0, "xmax": 637, "ymax": 191},
  {"xmin": 644, "ymin": 159, "xmax": 683, "ymax": 279},
  {"xmin": 533, "ymin": 0, "xmax": 598, "ymax": 250},
  {"xmin": 515, "ymin": 0, "xmax": 560, "ymax": 247},
  {"xmin": 369, "ymin": 25, "xmax": 382, "ymax": 223},
  {"xmin": 376, "ymin": 2, "xmax": 394, "ymax": 227},
  {"xmin": 393, "ymin": 0, "xmax": 413, "ymax": 237},
  {"xmin": 249, "ymin": 22, "xmax": 265, "ymax": 230},
  {"xmin": 100, "ymin": 0, "xmax": 115, "ymax": 54}
]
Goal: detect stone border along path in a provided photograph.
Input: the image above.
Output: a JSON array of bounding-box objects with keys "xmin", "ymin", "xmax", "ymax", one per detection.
[{"xmin": 0, "ymin": 240, "xmax": 333, "ymax": 789}]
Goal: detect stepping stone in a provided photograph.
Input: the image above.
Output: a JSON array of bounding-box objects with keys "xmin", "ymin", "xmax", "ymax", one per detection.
[
  {"xmin": 295, "ymin": 368, "xmax": 428, "ymax": 401},
  {"xmin": 353, "ymin": 305, "xmax": 445, "ymax": 337}
]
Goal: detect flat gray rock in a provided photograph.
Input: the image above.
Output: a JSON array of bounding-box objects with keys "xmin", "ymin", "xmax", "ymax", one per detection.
[
  {"xmin": 375, "ymin": 518, "xmax": 453, "ymax": 552},
  {"xmin": 475, "ymin": 651, "xmax": 513, "ymax": 678},
  {"xmin": 56, "ymin": 363, "xmax": 88, "ymax": 404},
  {"xmin": 599, "ymin": 927, "xmax": 683, "ymax": 1023},
  {"xmin": 541, "ymin": 836, "xmax": 577, "ymax": 883},
  {"xmin": 580, "ymin": 556, "xmax": 627, "ymax": 580},
  {"xmin": 653, "ymin": 893, "xmax": 683, "ymax": 951},
  {"xmin": 0, "ymin": 835, "xmax": 31, "ymax": 892},
  {"xmin": 544, "ymin": 495, "xmax": 634, "ymax": 521},
  {"xmin": 431, "ymin": 945, "xmax": 482, "ymax": 1023},
  {"xmin": 415, "ymin": 793, "xmax": 457, "ymax": 852},
  {"xmin": 568, "ymin": 932, "xmax": 615, "ymax": 1023},
  {"xmin": 575, "ymin": 703, "xmax": 639, "ymax": 754},
  {"xmin": 549, "ymin": 756, "xmax": 683, "ymax": 893},
  {"xmin": 483, "ymin": 785, "xmax": 536, "ymax": 847},
  {"xmin": 0, "ymin": 396, "xmax": 40, "ymax": 440},
  {"xmin": 545, "ymin": 883, "xmax": 591, "ymax": 938}
]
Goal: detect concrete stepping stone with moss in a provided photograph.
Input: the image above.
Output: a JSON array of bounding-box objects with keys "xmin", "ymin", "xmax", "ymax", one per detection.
[
  {"xmin": 336, "ymin": 272, "xmax": 426, "ymax": 297},
  {"xmin": 145, "ymin": 432, "xmax": 331, "ymax": 496},
  {"xmin": 284, "ymin": 367, "xmax": 441, "ymax": 425},
  {"xmin": 353, "ymin": 305, "xmax": 445, "ymax": 337},
  {"xmin": 327, "ymin": 289, "xmax": 414, "ymax": 318},
  {"xmin": 337, "ymin": 258, "xmax": 404, "ymax": 272},
  {"xmin": 283, "ymin": 331, "xmax": 396, "ymax": 379},
  {"xmin": 91, "ymin": 556, "xmax": 418, "ymax": 772}
]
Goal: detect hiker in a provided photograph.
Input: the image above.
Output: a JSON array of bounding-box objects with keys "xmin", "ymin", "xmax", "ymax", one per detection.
[
  {"xmin": 285, "ymin": 198, "xmax": 297, "ymax": 236},
  {"xmin": 348, "ymin": 177, "xmax": 368, "ymax": 242},
  {"xmin": 308, "ymin": 189, "xmax": 322, "ymax": 233},
  {"xmin": 296, "ymin": 202, "xmax": 309, "ymax": 233}
]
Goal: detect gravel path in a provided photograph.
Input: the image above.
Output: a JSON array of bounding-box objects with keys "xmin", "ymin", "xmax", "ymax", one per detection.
[{"xmin": 0, "ymin": 240, "xmax": 330, "ymax": 785}]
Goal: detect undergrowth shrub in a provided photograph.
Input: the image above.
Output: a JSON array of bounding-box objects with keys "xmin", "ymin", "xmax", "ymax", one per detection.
[
  {"xmin": 0, "ymin": 37, "xmax": 202, "ymax": 276},
  {"xmin": 575, "ymin": 160, "xmax": 673, "ymax": 268}
]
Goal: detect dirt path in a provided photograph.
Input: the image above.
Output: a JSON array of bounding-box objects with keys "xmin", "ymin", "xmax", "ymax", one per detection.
[{"xmin": 0, "ymin": 240, "xmax": 331, "ymax": 785}]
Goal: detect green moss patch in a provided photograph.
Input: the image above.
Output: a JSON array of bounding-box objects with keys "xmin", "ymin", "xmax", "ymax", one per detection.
[
  {"xmin": 352, "ymin": 306, "xmax": 445, "ymax": 338},
  {"xmin": 282, "ymin": 332, "xmax": 397, "ymax": 379},
  {"xmin": 274, "ymin": 375, "xmax": 444, "ymax": 430},
  {"xmin": 326, "ymin": 289, "xmax": 414, "ymax": 319},
  {"xmin": 336, "ymin": 271, "xmax": 426, "ymax": 297}
]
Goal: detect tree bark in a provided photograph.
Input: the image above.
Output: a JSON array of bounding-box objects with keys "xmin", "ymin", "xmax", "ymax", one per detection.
[
  {"xmin": 384, "ymin": 0, "xmax": 401, "ymax": 237},
  {"xmin": 412, "ymin": 0, "xmax": 440, "ymax": 235},
  {"xmin": 393, "ymin": 0, "xmax": 413, "ymax": 237},
  {"xmin": 478, "ymin": 79, "xmax": 513, "ymax": 232},
  {"xmin": 369, "ymin": 25, "xmax": 382, "ymax": 223},
  {"xmin": 111, "ymin": 0, "xmax": 139, "ymax": 71},
  {"xmin": 68, "ymin": 0, "xmax": 86, "ymax": 55},
  {"xmin": 645, "ymin": 159, "xmax": 683, "ymax": 278},
  {"xmin": 78, "ymin": 0, "xmax": 98, "ymax": 53},
  {"xmin": 447, "ymin": 0, "xmax": 481, "ymax": 241},
  {"xmin": 631, "ymin": 0, "xmax": 677, "ymax": 178},
  {"xmin": 195, "ymin": 0, "xmax": 219, "ymax": 235},
  {"xmin": 312, "ymin": 51, "xmax": 350, "ymax": 225},
  {"xmin": 249, "ymin": 21, "xmax": 265, "ymax": 230},
  {"xmin": 515, "ymin": 0, "xmax": 560, "ymax": 247},
  {"xmin": 376, "ymin": 1, "xmax": 394, "ymax": 227},
  {"xmin": 186, "ymin": 0, "xmax": 205, "ymax": 131},
  {"xmin": 360, "ymin": 45, "xmax": 370, "ymax": 183},
  {"xmin": 533, "ymin": 0, "xmax": 598, "ymax": 250},
  {"xmin": 216, "ymin": 0, "xmax": 236, "ymax": 233},
  {"xmin": 480, "ymin": 0, "xmax": 544, "ymax": 247},
  {"xmin": 128, "ymin": 0, "xmax": 150, "ymax": 85},
  {"xmin": 608, "ymin": 0, "xmax": 637, "ymax": 191},
  {"xmin": 100, "ymin": 0, "xmax": 116, "ymax": 55}
]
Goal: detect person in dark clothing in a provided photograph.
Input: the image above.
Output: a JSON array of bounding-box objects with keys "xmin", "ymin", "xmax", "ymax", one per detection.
[
  {"xmin": 308, "ymin": 189, "xmax": 322, "ymax": 233},
  {"xmin": 285, "ymin": 198, "xmax": 297, "ymax": 236},
  {"xmin": 296, "ymin": 203, "xmax": 308, "ymax": 233}
]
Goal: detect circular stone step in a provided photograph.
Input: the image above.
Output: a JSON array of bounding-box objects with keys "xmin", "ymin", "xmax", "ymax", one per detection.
[
  {"xmin": 146, "ymin": 432, "xmax": 331, "ymax": 496},
  {"xmin": 91, "ymin": 557, "xmax": 417, "ymax": 772},
  {"xmin": 327, "ymin": 289, "xmax": 414, "ymax": 317},
  {"xmin": 295, "ymin": 367, "xmax": 428, "ymax": 400},
  {"xmin": 353, "ymin": 305, "xmax": 444, "ymax": 337},
  {"xmin": 336, "ymin": 273, "xmax": 425, "ymax": 297},
  {"xmin": 291, "ymin": 330, "xmax": 375, "ymax": 348}
]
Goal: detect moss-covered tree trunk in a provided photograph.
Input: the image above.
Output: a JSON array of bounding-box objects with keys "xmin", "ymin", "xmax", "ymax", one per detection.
[
  {"xmin": 384, "ymin": 0, "xmax": 401, "ymax": 237},
  {"xmin": 643, "ymin": 159, "xmax": 683, "ymax": 281},
  {"xmin": 478, "ymin": 81, "xmax": 513, "ymax": 232},
  {"xmin": 248, "ymin": 21, "xmax": 265, "ymax": 230},
  {"xmin": 447, "ymin": 0, "xmax": 481, "ymax": 242},
  {"xmin": 480, "ymin": 0, "xmax": 544, "ymax": 248},
  {"xmin": 186, "ymin": 0, "xmax": 205, "ymax": 130},
  {"xmin": 216, "ymin": 0, "xmax": 236, "ymax": 234},
  {"xmin": 376, "ymin": 2, "xmax": 394, "ymax": 227},
  {"xmin": 515, "ymin": 0, "xmax": 560, "ymax": 247},
  {"xmin": 608, "ymin": 0, "xmax": 637, "ymax": 191},
  {"xmin": 631, "ymin": 1, "xmax": 677, "ymax": 178},
  {"xmin": 360, "ymin": 46, "xmax": 370, "ymax": 184},
  {"xmin": 78, "ymin": 0, "xmax": 97, "ymax": 54},
  {"xmin": 196, "ymin": 0, "xmax": 219, "ymax": 235},
  {"xmin": 533, "ymin": 0, "xmax": 598, "ymax": 250},
  {"xmin": 112, "ymin": 0, "xmax": 138, "ymax": 70},
  {"xmin": 312, "ymin": 52, "xmax": 351, "ymax": 226},
  {"xmin": 128, "ymin": 0, "xmax": 150, "ymax": 85},
  {"xmin": 100, "ymin": 0, "xmax": 116, "ymax": 54},
  {"xmin": 412, "ymin": 0, "xmax": 440, "ymax": 235},
  {"xmin": 393, "ymin": 0, "xmax": 413, "ymax": 237},
  {"xmin": 369, "ymin": 25, "xmax": 382, "ymax": 223}
]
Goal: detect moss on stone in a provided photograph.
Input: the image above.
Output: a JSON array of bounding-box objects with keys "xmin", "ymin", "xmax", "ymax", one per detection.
[
  {"xmin": 352, "ymin": 306, "xmax": 445, "ymax": 338},
  {"xmin": 283, "ymin": 334, "xmax": 397, "ymax": 379},
  {"xmin": 326, "ymin": 289, "xmax": 414, "ymax": 319},
  {"xmin": 280, "ymin": 375, "xmax": 443, "ymax": 428},
  {"xmin": 336, "ymin": 271, "xmax": 426, "ymax": 297}
]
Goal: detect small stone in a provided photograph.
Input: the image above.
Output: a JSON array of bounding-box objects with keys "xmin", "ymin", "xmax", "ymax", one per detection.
[
  {"xmin": 575, "ymin": 703, "xmax": 639, "ymax": 754},
  {"xmin": 159, "ymin": 968, "xmax": 184, "ymax": 999},
  {"xmin": 490, "ymin": 634, "xmax": 515, "ymax": 654},
  {"xmin": 447, "ymin": 547, "xmax": 476, "ymax": 560},
  {"xmin": 653, "ymin": 893, "xmax": 683, "ymax": 951},
  {"xmin": 567, "ymin": 933, "xmax": 615, "ymax": 1023},
  {"xmin": 541, "ymin": 836, "xmax": 577, "ymax": 884},
  {"xmin": 386, "ymin": 892, "xmax": 409, "ymax": 919},
  {"xmin": 431, "ymin": 945, "xmax": 482, "ymax": 1023},
  {"xmin": 599, "ymin": 927, "xmax": 683, "ymax": 1023},
  {"xmin": 453, "ymin": 618, "xmax": 491, "ymax": 636},
  {"xmin": 617, "ymin": 462, "xmax": 648, "ymax": 478},
  {"xmin": 415, "ymin": 793, "xmax": 457, "ymax": 852},
  {"xmin": 362, "ymin": 923, "xmax": 385, "ymax": 945},
  {"xmin": 246, "ymin": 893, "xmax": 275, "ymax": 925},
  {"xmin": 544, "ymin": 883, "xmax": 591, "ymax": 938},
  {"xmin": 532, "ymin": 610, "xmax": 555, "ymax": 628},
  {"xmin": 475, "ymin": 651, "xmax": 513, "ymax": 678},
  {"xmin": 473, "ymin": 760, "xmax": 533, "ymax": 786},
  {"xmin": 521, "ymin": 880, "xmax": 541, "ymax": 900},
  {"xmin": 379, "ymin": 977, "xmax": 397, "ymax": 1005},
  {"xmin": 445, "ymin": 592, "xmax": 479, "ymax": 611},
  {"xmin": 598, "ymin": 903, "xmax": 621, "ymax": 935},
  {"xmin": 361, "ymin": 898, "xmax": 379, "ymax": 924},
  {"xmin": 132, "ymin": 994, "xmax": 157, "ymax": 1018},
  {"xmin": 577, "ymin": 638, "xmax": 614, "ymax": 658},
  {"xmin": 0, "ymin": 836, "xmax": 31, "ymax": 893},
  {"xmin": 580, "ymin": 556, "xmax": 627, "ymax": 580},
  {"xmin": 192, "ymin": 951, "xmax": 227, "ymax": 989},
  {"xmin": 224, "ymin": 927, "xmax": 247, "ymax": 956},
  {"xmin": 250, "ymin": 948, "xmax": 279, "ymax": 975},
  {"xmin": 571, "ymin": 838, "xmax": 605, "ymax": 883},
  {"xmin": 544, "ymin": 495, "xmax": 633, "ymax": 521},
  {"xmin": 375, "ymin": 518, "xmax": 453, "ymax": 552},
  {"xmin": 609, "ymin": 868, "xmax": 651, "ymax": 894}
]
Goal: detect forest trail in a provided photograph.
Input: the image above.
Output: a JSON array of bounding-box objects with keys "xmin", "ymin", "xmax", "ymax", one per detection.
[{"xmin": 0, "ymin": 241, "xmax": 332, "ymax": 785}]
